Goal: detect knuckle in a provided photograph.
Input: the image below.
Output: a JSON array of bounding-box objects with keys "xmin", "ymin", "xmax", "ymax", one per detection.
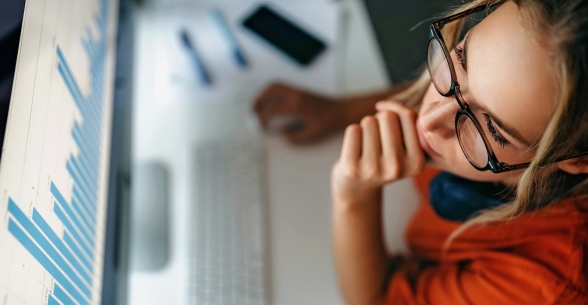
[
  {"xmin": 382, "ymin": 156, "xmax": 402, "ymax": 179},
  {"xmin": 381, "ymin": 111, "xmax": 399, "ymax": 122},
  {"xmin": 345, "ymin": 163, "xmax": 360, "ymax": 178},
  {"xmin": 335, "ymin": 160, "xmax": 359, "ymax": 178},
  {"xmin": 403, "ymin": 109, "xmax": 417, "ymax": 122},
  {"xmin": 362, "ymin": 163, "xmax": 381, "ymax": 178},
  {"xmin": 395, "ymin": 105, "xmax": 411, "ymax": 116}
]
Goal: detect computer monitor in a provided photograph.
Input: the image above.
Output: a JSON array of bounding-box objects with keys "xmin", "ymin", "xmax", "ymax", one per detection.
[{"xmin": 0, "ymin": 0, "xmax": 131, "ymax": 304}]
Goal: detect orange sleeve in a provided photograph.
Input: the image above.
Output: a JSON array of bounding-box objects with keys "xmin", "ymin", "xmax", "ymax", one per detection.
[
  {"xmin": 377, "ymin": 256, "xmax": 567, "ymax": 305},
  {"xmin": 372, "ymin": 168, "xmax": 585, "ymax": 305}
]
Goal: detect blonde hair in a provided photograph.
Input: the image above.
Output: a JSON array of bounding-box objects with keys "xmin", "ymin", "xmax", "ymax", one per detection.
[{"xmin": 392, "ymin": 0, "xmax": 588, "ymax": 232}]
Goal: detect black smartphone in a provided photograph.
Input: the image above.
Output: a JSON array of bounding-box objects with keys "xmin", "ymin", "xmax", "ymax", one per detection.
[{"xmin": 242, "ymin": 5, "xmax": 327, "ymax": 66}]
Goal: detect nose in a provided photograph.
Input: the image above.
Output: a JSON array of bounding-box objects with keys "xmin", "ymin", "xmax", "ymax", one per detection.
[{"xmin": 419, "ymin": 92, "xmax": 460, "ymax": 140}]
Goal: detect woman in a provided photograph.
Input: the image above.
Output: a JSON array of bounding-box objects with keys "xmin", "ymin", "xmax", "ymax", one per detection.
[{"xmin": 255, "ymin": 0, "xmax": 588, "ymax": 303}]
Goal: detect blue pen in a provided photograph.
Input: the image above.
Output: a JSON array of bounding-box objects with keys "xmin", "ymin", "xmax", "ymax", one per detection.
[
  {"xmin": 210, "ymin": 8, "xmax": 249, "ymax": 68},
  {"xmin": 179, "ymin": 29, "xmax": 212, "ymax": 85}
]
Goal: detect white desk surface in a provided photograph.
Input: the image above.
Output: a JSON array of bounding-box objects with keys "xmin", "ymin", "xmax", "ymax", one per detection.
[{"xmin": 128, "ymin": 1, "xmax": 420, "ymax": 304}]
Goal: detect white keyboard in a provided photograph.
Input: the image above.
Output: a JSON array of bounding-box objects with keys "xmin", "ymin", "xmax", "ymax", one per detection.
[{"xmin": 189, "ymin": 141, "xmax": 270, "ymax": 305}]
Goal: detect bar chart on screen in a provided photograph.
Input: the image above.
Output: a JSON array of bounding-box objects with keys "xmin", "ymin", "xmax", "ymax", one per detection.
[{"xmin": 0, "ymin": 0, "xmax": 117, "ymax": 304}]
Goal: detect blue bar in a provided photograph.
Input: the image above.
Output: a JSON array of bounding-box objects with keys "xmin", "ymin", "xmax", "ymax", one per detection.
[
  {"xmin": 56, "ymin": 47, "xmax": 99, "ymax": 119},
  {"xmin": 67, "ymin": 163, "xmax": 97, "ymax": 205},
  {"xmin": 90, "ymin": 69, "xmax": 104, "ymax": 101},
  {"xmin": 71, "ymin": 197, "xmax": 95, "ymax": 234},
  {"xmin": 54, "ymin": 195, "xmax": 95, "ymax": 243},
  {"xmin": 56, "ymin": 61, "xmax": 99, "ymax": 124},
  {"xmin": 77, "ymin": 108, "xmax": 102, "ymax": 145},
  {"xmin": 79, "ymin": 121, "xmax": 101, "ymax": 149},
  {"xmin": 72, "ymin": 119, "xmax": 99, "ymax": 160},
  {"xmin": 57, "ymin": 61, "xmax": 80, "ymax": 101},
  {"xmin": 73, "ymin": 124, "xmax": 99, "ymax": 169},
  {"xmin": 32, "ymin": 209, "xmax": 93, "ymax": 280},
  {"xmin": 85, "ymin": 94, "xmax": 101, "ymax": 121},
  {"xmin": 92, "ymin": 75, "xmax": 104, "ymax": 95},
  {"xmin": 71, "ymin": 140, "xmax": 98, "ymax": 179},
  {"xmin": 68, "ymin": 160, "xmax": 97, "ymax": 201},
  {"xmin": 54, "ymin": 283, "xmax": 77, "ymax": 305},
  {"xmin": 51, "ymin": 182, "xmax": 94, "ymax": 228},
  {"xmin": 77, "ymin": 122, "xmax": 101, "ymax": 155},
  {"xmin": 73, "ymin": 186, "xmax": 97, "ymax": 217},
  {"xmin": 54, "ymin": 204, "xmax": 94, "ymax": 256},
  {"xmin": 79, "ymin": 102, "xmax": 101, "ymax": 135},
  {"xmin": 56, "ymin": 60, "xmax": 83, "ymax": 106},
  {"xmin": 74, "ymin": 140, "xmax": 98, "ymax": 180},
  {"xmin": 8, "ymin": 200, "xmax": 92, "ymax": 294},
  {"xmin": 79, "ymin": 108, "xmax": 101, "ymax": 140},
  {"xmin": 48, "ymin": 295, "xmax": 61, "ymax": 305},
  {"xmin": 64, "ymin": 232, "xmax": 93, "ymax": 269},
  {"xmin": 8, "ymin": 220, "xmax": 89, "ymax": 305},
  {"xmin": 74, "ymin": 144, "xmax": 98, "ymax": 174},
  {"xmin": 72, "ymin": 155, "xmax": 97, "ymax": 191},
  {"xmin": 51, "ymin": 182, "xmax": 95, "ymax": 238},
  {"xmin": 83, "ymin": 38, "xmax": 97, "ymax": 63},
  {"xmin": 88, "ymin": 86, "xmax": 103, "ymax": 116}
]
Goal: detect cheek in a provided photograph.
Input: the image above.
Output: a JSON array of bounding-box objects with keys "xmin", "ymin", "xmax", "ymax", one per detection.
[
  {"xmin": 419, "ymin": 83, "xmax": 511, "ymax": 182},
  {"xmin": 420, "ymin": 83, "xmax": 440, "ymax": 112}
]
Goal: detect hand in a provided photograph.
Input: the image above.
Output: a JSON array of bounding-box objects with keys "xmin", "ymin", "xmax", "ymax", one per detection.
[
  {"xmin": 331, "ymin": 101, "xmax": 426, "ymax": 205},
  {"xmin": 253, "ymin": 82, "xmax": 343, "ymax": 144}
]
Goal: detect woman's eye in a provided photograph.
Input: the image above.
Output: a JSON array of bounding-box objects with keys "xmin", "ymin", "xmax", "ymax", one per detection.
[
  {"xmin": 483, "ymin": 114, "xmax": 508, "ymax": 148},
  {"xmin": 455, "ymin": 44, "xmax": 467, "ymax": 72}
]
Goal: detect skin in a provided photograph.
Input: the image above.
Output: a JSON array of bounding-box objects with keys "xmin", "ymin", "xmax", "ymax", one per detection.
[
  {"xmin": 253, "ymin": 82, "xmax": 401, "ymax": 144},
  {"xmin": 331, "ymin": 2, "xmax": 567, "ymax": 304},
  {"xmin": 418, "ymin": 1, "xmax": 557, "ymax": 185},
  {"xmin": 253, "ymin": 1, "xmax": 588, "ymax": 304}
]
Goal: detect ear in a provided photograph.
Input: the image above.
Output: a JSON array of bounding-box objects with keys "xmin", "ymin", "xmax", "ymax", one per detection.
[{"xmin": 557, "ymin": 156, "xmax": 588, "ymax": 175}]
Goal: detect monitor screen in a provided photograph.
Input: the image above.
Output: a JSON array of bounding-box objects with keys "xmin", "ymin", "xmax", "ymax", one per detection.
[{"xmin": 0, "ymin": 0, "xmax": 120, "ymax": 304}]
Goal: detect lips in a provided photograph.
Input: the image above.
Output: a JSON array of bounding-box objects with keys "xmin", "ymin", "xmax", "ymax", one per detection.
[{"xmin": 416, "ymin": 121, "xmax": 442, "ymax": 158}]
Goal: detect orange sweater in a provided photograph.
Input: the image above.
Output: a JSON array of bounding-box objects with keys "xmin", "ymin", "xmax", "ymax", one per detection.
[{"xmin": 376, "ymin": 169, "xmax": 588, "ymax": 305}]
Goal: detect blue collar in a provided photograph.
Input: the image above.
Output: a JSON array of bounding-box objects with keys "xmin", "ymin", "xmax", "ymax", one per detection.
[{"xmin": 429, "ymin": 172, "xmax": 512, "ymax": 222}]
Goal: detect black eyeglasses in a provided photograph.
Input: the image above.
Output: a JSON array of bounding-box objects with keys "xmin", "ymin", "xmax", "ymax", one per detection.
[{"xmin": 427, "ymin": 4, "xmax": 588, "ymax": 173}]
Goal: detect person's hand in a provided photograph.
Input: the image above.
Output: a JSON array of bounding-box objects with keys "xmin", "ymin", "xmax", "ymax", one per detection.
[
  {"xmin": 253, "ymin": 82, "xmax": 343, "ymax": 144},
  {"xmin": 331, "ymin": 101, "xmax": 426, "ymax": 205}
]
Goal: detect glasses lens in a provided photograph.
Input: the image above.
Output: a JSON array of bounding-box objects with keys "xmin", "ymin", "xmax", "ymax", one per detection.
[
  {"xmin": 427, "ymin": 39, "xmax": 452, "ymax": 95},
  {"xmin": 457, "ymin": 114, "xmax": 488, "ymax": 168}
]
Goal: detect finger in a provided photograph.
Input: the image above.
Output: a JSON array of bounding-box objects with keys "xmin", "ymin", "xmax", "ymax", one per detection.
[
  {"xmin": 341, "ymin": 124, "xmax": 361, "ymax": 162},
  {"xmin": 283, "ymin": 124, "xmax": 318, "ymax": 145},
  {"xmin": 255, "ymin": 96, "xmax": 297, "ymax": 128},
  {"xmin": 378, "ymin": 105, "xmax": 425, "ymax": 177},
  {"xmin": 360, "ymin": 116, "xmax": 381, "ymax": 164},
  {"xmin": 377, "ymin": 111, "xmax": 404, "ymax": 161},
  {"xmin": 375, "ymin": 100, "xmax": 409, "ymax": 112},
  {"xmin": 382, "ymin": 103, "xmax": 421, "ymax": 158},
  {"xmin": 253, "ymin": 82, "xmax": 289, "ymax": 112}
]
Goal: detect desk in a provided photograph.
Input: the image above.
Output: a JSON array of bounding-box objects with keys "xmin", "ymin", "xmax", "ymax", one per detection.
[{"xmin": 129, "ymin": 1, "xmax": 420, "ymax": 304}]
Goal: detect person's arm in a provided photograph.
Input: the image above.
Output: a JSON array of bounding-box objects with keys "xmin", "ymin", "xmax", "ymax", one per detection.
[
  {"xmin": 253, "ymin": 82, "xmax": 403, "ymax": 144},
  {"xmin": 332, "ymin": 188, "xmax": 388, "ymax": 305},
  {"xmin": 331, "ymin": 101, "xmax": 425, "ymax": 305}
]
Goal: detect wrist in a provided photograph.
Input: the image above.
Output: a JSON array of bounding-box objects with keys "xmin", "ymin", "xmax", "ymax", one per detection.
[{"xmin": 332, "ymin": 188, "xmax": 382, "ymax": 213}]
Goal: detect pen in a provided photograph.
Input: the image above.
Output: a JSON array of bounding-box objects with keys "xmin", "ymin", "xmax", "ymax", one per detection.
[
  {"xmin": 210, "ymin": 8, "xmax": 249, "ymax": 68},
  {"xmin": 179, "ymin": 29, "xmax": 212, "ymax": 86}
]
